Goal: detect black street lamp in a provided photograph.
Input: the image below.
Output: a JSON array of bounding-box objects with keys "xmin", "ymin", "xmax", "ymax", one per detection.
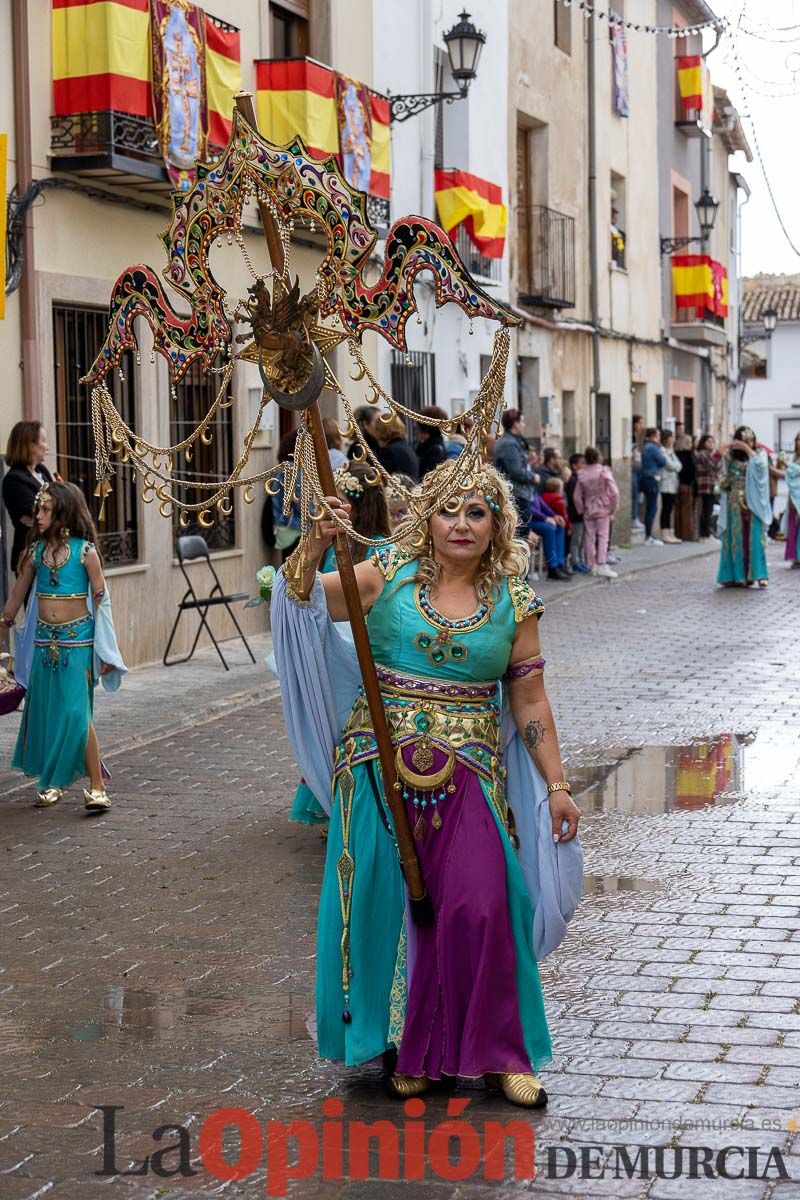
[
  {"xmin": 740, "ymin": 305, "xmax": 779, "ymax": 347},
  {"xmin": 660, "ymin": 188, "xmax": 720, "ymax": 254},
  {"xmin": 389, "ymin": 11, "xmax": 486, "ymax": 123}
]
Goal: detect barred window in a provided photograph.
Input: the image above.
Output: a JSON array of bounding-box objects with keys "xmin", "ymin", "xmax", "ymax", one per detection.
[
  {"xmin": 170, "ymin": 357, "xmax": 236, "ymax": 550},
  {"xmin": 52, "ymin": 303, "xmax": 139, "ymax": 566}
]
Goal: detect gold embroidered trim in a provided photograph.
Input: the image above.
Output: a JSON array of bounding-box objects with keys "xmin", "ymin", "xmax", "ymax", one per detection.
[
  {"xmin": 507, "ymin": 574, "xmax": 545, "ymax": 623},
  {"xmin": 387, "ymin": 914, "xmax": 407, "ymax": 1048},
  {"xmin": 373, "ymin": 544, "xmax": 416, "ymax": 581},
  {"xmin": 413, "ymin": 583, "xmax": 492, "ymax": 634},
  {"xmin": 336, "ymin": 740, "xmax": 356, "ymax": 1002}
]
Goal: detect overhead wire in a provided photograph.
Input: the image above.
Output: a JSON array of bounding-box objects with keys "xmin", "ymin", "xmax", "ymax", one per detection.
[{"xmin": 723, "ymin": 9, "xmax": 800, "ymax": 257}]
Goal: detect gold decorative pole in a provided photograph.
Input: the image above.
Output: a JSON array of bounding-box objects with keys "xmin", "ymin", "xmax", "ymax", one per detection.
[{"xmin": 234, "ymin": 93, "xmax": 432, "ymax": 924}]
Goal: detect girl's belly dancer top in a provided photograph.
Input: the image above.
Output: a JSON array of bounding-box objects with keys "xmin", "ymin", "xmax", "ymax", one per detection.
[{"xmin": 33, "ymin": 538, "xmax": 94, "ymax": 603}]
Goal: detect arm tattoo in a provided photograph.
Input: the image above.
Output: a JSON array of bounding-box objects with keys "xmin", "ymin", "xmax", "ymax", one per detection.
[{"xmin": 523, "ymin": 720, "xmax": 545, "ymax": 753}]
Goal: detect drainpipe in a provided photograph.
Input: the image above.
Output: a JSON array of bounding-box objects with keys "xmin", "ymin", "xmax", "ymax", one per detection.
[
  {"xmin": 587, "ymin": 12, "xmax": 600, "ymax": 426},
  {"xmin": 11, "ymin": 0, "xmax": 41, "ymax": 420}
]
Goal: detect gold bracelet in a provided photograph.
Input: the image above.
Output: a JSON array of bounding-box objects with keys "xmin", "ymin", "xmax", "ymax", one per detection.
[
  {"xmin": 546, "ymin": 780, "xmax": 572, "ymax": 796},
  {"xmin": 1, "ymin": 614, "xmax": 15, "ymax": 628}
]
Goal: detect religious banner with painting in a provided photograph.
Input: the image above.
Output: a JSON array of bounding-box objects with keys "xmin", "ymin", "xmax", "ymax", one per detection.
[
  {"xmin": 610, "ymin": 12, "xmax": 629, "ymax": 118},
  {"xmin": 150, "ymin": 0, "xmax": 208, "ymax": 192},
  {"xmin": 334, "ymin": 73, "xmax": 373, "ymax": 195}
]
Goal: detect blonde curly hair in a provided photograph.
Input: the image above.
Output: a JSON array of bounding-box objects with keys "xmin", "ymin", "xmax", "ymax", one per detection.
[{"xmin": 400, "ymin": 459, "xmax": 529, "ymax": 602}]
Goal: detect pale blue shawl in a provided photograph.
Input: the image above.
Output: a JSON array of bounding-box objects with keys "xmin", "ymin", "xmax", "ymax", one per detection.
[{"xmin": 717, "ymin": 448, "xmax": 772, "ymax": 534}]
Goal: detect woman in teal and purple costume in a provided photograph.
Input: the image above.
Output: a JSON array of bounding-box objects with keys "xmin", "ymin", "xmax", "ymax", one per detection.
[
  {"xmin": 1, "ymin": 482, "xmax": 126, "ymax": 812},
  {"xmin": 717, "ymin": 427, "xmax": 772, "ymax": 588},
  {"xmin": 290, "ymin": 462, "xmax": 390, "ymax": 825},
  {"xmin": 272, "ymin": 460, "xmax": 583, "ymax": 1107}
]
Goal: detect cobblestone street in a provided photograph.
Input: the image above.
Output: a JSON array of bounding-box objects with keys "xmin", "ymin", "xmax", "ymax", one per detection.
[{"xmin": 2, "ymin": 545, "xmax": 799, "ymax": 1199}]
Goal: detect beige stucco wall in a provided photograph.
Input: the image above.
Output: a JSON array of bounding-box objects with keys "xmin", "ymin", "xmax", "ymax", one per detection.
[
  {"xmin": 507, "ymin": 0, "xmax": 592, "ymax": 451},
  {"xmin": 1, "ymin": 0, "xmax": 374, "ymax": 665}
]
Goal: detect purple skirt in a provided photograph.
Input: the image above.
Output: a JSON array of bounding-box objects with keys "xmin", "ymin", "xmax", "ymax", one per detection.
[{"xmin": 395, "ymin": 748, "xmax": 534, "ymax": 1080}]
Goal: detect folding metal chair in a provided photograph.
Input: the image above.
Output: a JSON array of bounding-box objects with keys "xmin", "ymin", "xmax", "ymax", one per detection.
[{"xmin": 163, "ymin": 535, "xmax": 255, "ymax": 671}]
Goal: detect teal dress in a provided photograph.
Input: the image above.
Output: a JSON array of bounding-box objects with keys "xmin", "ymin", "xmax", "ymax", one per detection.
[
  {"xmin": 316, "ymin": 546, "xmax": 552, "ymax": 1077},
  {"xmin": 717, "ymin": 459, "xmax": 768, "ymax": 584},
  {"xmin": 12, "ymin": 539, "xmax": 96, "ymax": 789}
]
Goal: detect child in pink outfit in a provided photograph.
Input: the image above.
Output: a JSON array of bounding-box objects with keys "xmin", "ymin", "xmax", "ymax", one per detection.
[{"xmin": 573, "ymin": 447, "xmax": 620, "ymax": 578}]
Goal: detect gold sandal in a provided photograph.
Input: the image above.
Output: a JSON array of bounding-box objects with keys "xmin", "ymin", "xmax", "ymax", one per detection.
[
  {"xmin": 84, "ymin": 788, "xmax": 111, "ymax": 814},
  {"xmin": 485, "ymin": 1072, "xmax": 548, "ymax": 1108},
  {"xmin": 388, "ymin": 1074, "xmax": 431, "ymax": 1098},
  {"xmin": 35, "ymin": 788, "xmax": 63, "ymax": 808}
]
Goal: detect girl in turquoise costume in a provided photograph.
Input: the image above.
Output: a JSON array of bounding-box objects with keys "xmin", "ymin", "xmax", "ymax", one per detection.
[
  {"xmin": 272, "ymin": 460, "xmax": 582, "ymax": 1107},
  {"xmin": 290, "ymin": 462, "xmax": 390, "ymax": 827},
  {"xmin": 717, "ymin": 426, "xmax": 772, "ymax": 588},
  {"xmin": 1, "ymin": 482, "xmax": 126, "ymax": 812}
]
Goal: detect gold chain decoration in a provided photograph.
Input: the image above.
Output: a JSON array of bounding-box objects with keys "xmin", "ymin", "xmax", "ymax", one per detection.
[{"xmin": 89, "ymin": 187, "xmax": 512, "ymax": 539}]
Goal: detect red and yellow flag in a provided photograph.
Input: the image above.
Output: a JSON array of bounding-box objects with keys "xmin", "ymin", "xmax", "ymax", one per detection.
[
  {"xmin": 255, "ymin": 59, "xmax": 339, "ymax": 160},
  {"xmin": 52, "ymin": 0, "xmax": 152, "ymax": 119},
  {"xmin": 255, "ymin": 59, "xmax": 390, "ymax": 198},
  {"xmin": 434, "ymin": 169, "xmax": 507, "ymax": 259},
  {"xmin": 672, "ymin": 254, "xmax": 728, "ymax": 318},
  {"xmin": 676, "ymin": 54, "xmax": 714, "ymax": 128},
  {"xmin": 205, "ymin": 16, "xmax": 241, "ymax": 149}
]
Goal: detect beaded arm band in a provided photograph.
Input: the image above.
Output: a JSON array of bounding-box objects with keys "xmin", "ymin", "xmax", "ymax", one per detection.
[{"xmin": 504, "ymin": 656, "xmax": 546, "ymax": 681}]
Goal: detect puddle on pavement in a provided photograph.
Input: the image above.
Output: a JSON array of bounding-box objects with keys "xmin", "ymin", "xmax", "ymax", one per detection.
[
  {"xmin": 571, "ymin": 731, "xmax": 799, "ymax": 815},
  {"xmin": 584, "ymin": 874, "xmax": 659, "ymax": 896},
  {"xmin": 66, "ymin": 985, "xmax": 312, "ymax": 1044}
]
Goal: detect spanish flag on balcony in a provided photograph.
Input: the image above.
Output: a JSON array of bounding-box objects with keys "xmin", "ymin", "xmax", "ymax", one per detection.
[
  {"xmin": 205, "ymin": 16, "xmax": 242, "ymax": 149},
  {"xmin": 676, "ymin": 54, "xmax": 714, "ymax": 129},
  {"xmin": 52, "ymin": 0, "xmax": 152, "ymax": 119},
  {"xmin": 434, "ymin": 169, "xmax": 507, "ymax": 259},
  {"xmin": 672, "ymin": 253, "xmax": 728, "ymax": 318},
  {"xmin": 255, "ymin": 60, "xmax": 390, "ymax": 199}
]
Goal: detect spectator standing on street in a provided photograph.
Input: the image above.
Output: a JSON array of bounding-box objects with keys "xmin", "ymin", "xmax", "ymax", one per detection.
[
  {"xmin": 565, "ymin": 452, "xmax": 588, "ymax": 572},
  {"xmin": 272, "ymin": 428, "xmax": 302, "ymax": 562},
  {"xmin": 3, "ymin": 421, "xmax": 56, "ymax": 576},
  {"xmin": 446, "ymin": 416, "xmax": 474, "ymax": 459},
  {"xmin": 493, "ymin": 409, "xmax": 538, "ymax": 529},
  {"xmin": 348, "ymin": 405, "xmax": 383, "ymax": 463},
  {"xmin": 640, "ymin": 428, "xmax": 667, "ymax": 544},
  {"xmin": 694, "ymin": 434, "xmax": 720, "ymax": 540},
  {"xmin": 631, "ymin": 414, "xmax": 644, "ymax": 531},
  {"xmin": 675, "ymin": 434, "xmax": 697, "ymax": 542},
  {"xmin": 658, "ymin": 430, "xmax": 682, "ymax": 544},
  {"xmin": 415, "ymin": 405, "xmax": 449, "ymax": 478},
  {"xmin": 376, "ymin": 412, "xmax": 419, "ymax": 480},
  {"xmin": 573, "ymin": 447, "xmax": 620, "ymax": 579},
  {"xmin": 323, "ymin": 417, "xmax": 348, "ymax": 471}
]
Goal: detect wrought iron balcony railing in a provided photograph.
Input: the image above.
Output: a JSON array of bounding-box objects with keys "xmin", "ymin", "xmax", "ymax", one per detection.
[
  {"xmin": 50, "ymin": 111, "xmax": 166, "ymax": 183},
  {"xmin": 518, "ymin": 205, "xmax": 575, "ymax": 310},
  {"xmin": 452, "ymin": 223, "xmax": 502, "ymax": 283}
]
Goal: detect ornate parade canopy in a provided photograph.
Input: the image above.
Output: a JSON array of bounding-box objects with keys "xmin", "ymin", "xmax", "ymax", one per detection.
[{"xmin": 85, "ymin": 102, "xmax": 519, "ymax": 543}]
